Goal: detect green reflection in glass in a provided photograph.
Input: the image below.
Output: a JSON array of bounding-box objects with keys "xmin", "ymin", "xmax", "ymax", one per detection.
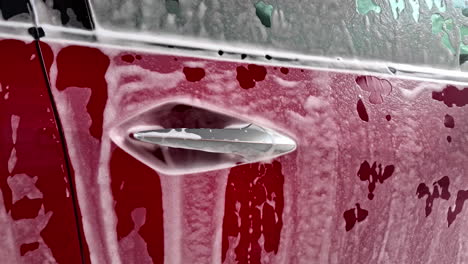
[
  {"xmin": 460, "ymin": 26, "xmax": 468, "ymax": 54},
  {"xmin": 408, "ymin": 0, "xmax": 420, "ymax": 22},
  {"xmin": 255, "ymin": 1, "xmax": 273, "ymax": 28},
  {"xmin": 422, "ymin": 0, "xmax": 447, "ymax": 12},
  {"xmin": 431, "ymin": 14, "xmax": 456, "ymax": 54},
  {"xmin": 388, "ymin": 0, "xmax": 406, "ymax": 19},
  {"xmin": 424, "ymin": 0, "xmax": 433, "ymax": 9},
  {"xmin": 356, "ymin": 0, "xmax": 464, "ymax": 67},
  {"xmin": 434, "ymin": 0, "xmax": 446, "ymax": 12},
  {"xmin": 356, "ymin": 0, "xmax": 382, "ymax": 15},
  {"xmin": 423, "ymin": 0, "xmax": 447, "ymax": 12}
]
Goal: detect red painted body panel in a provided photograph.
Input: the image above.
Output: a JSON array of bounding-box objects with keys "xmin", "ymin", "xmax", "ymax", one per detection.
[
  {"xmin": 0, "ymin": 39, "xmax": 85, "ymax": 263},
  {"xmin": 39, "ymin": 39, "xmax": 468, "ymax": 264}
]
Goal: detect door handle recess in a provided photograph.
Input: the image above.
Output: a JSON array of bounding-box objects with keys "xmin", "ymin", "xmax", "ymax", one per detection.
[
  {"xmin": 132, "ymin": 124, "xmax": 296, "ymax": 160},
  {"xmin": 111, "ymin": 102, "xmax": 297, "ymax": 175}
]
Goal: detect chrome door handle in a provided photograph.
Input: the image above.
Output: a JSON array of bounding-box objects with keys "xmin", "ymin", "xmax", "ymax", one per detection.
[{"xmin": 132, "ymin": 124, "xmax": 296, "ymax": 159}]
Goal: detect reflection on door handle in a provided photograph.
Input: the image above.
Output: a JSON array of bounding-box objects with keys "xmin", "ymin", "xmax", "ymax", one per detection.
[{"xmin": 132, "ymin": 124, "xmax": 296, "ymax": 159}]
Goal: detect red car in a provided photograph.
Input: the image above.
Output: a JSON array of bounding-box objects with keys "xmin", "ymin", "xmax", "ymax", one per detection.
[{"xmin": 1, "ymin": 1, "xmax": 468, "ymax": 263}]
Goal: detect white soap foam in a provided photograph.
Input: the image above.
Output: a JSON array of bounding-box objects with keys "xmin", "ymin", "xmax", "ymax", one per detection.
[
  {"xmin": 304, "ymin": 95, "xmax": 328, "ymax": 110},
  {"xmin": 0, "ymin": 186, "xmax": 56, "ymax": 263},
  {"xmin": 183, "ymin": 61, "xmax": 207, "ymax": 68},
  {"xmin": 11, "ymin": 115, "xmax": 20, "ymax": 144},
  {"xmin": 46, "ymin": 43, "xmax": 117, "ymax": 264},
  {"xmin": 107, "ymin": 65, "xmax": 184, "ymax": 104},
  {"xmin": 8, "ymin": 148, "xmax": 17, "ymax": 174},
  {"xmin": 159, "ymin": 175, "xmax": 183, "ymax": 264},
  {"xmin": 0, "ymin": 189, "xmax": 19, "ymax": 263},
  {"xmin": 273, "ymin": 75, "xmax": 300, "ymax": 88},
  {"xmin": 7, "ymin": 174, "xmax": 43, "ymax": 203}
]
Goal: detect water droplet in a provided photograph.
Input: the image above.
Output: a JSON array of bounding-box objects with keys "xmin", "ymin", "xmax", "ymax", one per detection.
[
  {"xmin": 432, "ymin": 85, "xmax": 468, "ymax": 107},
  {"xmin": 356, "ymin": 99, "xmax": 369, "ymax": 122},
  {"xmin": 444, "ymin": 114, "xmax": 455, "ymax": 128},
  {"xmin": 183, "ymin": 67, "xmax": 206, "ymax": 82},
  {"xmin": 356, "ymin": 75, "xmax": 392, "ymax": 104},
  {"xmin": 236, "ymin": 64, "xmax": 267, "ymax": 89},
  {"xmin": 121, "ymin": 54, "xmax": 134, "ymax": 63}
]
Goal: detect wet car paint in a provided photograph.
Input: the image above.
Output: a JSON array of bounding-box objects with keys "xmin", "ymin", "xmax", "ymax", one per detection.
[
  {"xmin": 29, "ymin": 39, "xmax": 468, "ymax": 263},
  {"xmin": 0, "ymin": 38, "xmax": 87, "ymax": 263},
  {"xmin": 0, "ymin": 0, "xmax": 467, "ymax": 262}
]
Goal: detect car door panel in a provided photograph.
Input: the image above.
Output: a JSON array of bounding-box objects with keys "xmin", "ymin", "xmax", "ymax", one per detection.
[
  {"xmin": 0, "ymin": 38, "xmax": 86, "ymax": 263},
  {"xmin": 40, "ymin": 38, "xmax": 468, "ymax": 263}
]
